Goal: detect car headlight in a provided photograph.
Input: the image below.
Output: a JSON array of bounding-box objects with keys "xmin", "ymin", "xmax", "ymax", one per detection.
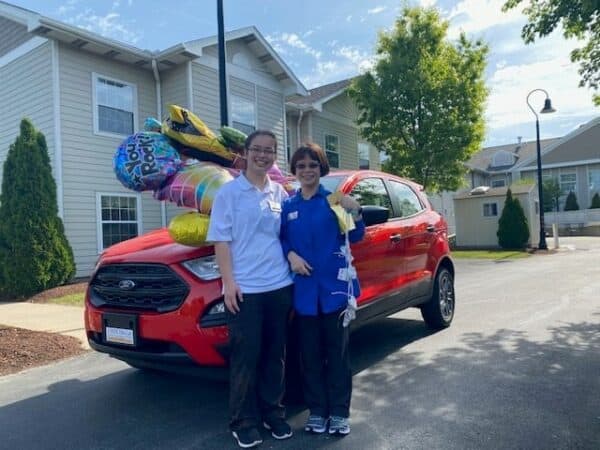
[
  {"xmin": 207, "ymin": 301, "xmax": 225, "ymax": 315},
  {"xmin": 182, "ymin": 255, "xmax": 221, "ymax": 281}
]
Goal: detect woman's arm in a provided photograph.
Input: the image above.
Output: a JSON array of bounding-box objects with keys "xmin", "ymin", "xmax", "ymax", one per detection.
[{"xmin": 214, "ymin": 242, "xmax": 243, "ymax": 314}]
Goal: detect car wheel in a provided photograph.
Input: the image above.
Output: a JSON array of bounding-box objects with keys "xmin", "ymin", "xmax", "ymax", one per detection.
[{"xmin": 421, "ymin": 267, "xmax": 455, "ymax": 329}]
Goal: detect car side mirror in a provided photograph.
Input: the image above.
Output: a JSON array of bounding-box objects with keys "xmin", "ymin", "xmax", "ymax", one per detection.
[{"xmin": 361, "ymin": 205, "xmax": 389, "ymax": 226}]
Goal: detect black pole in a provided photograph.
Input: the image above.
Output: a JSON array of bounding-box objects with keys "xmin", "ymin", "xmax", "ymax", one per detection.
[
  {"xmin": 535, "ymin": 118, "xmax": 548, "ymax": 250},
  {"xmin": 217, "ymin": 0, "xmax": 228, "ymax": 126}
]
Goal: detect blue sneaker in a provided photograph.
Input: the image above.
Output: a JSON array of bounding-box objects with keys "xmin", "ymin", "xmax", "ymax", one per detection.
[
  {"xmin": 304, "ymin": 415, "xmax": 328, "ymax": 433},
  {"xmin": 328, "ymin": 416, "xmax": 350, "ymax": 435}
]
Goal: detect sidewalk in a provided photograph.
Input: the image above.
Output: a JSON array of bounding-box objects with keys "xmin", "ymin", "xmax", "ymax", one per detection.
[{"xmin": 0, "ymin": 302, "xmax": 88, "ymax": 349}]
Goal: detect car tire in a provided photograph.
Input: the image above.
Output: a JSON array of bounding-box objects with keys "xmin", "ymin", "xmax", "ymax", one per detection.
[{"xmin": 421, "ymin": 267, "xmax": 455, "ymax": 329}]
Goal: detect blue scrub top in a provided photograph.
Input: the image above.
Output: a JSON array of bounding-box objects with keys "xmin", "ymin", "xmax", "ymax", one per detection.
[{"xmin": 280, "ymin": 184, "xmax": 365, "ymax": 316}]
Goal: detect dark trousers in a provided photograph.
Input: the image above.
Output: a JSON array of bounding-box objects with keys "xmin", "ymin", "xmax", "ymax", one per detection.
[
  {"xmin": 226, "ymin": 285, "xmax": 293, "ymax": 431},
  {"xmin": 297, "ymin": 308, "xmax": 352, "ymax": 418}
]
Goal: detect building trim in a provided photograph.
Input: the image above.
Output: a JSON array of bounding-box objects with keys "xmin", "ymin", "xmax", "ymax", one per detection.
[
  {"xmin": 187, "ymin": 61, "xmax": 194, "ymax": 110},
  {"xmin": 51, "ymin": 40, "xmax": 63, "ymax": 219},
  {"xmin": 518, "ymin": 159, "xmax": 600, "ymax": 172},
  {"xmin": 0, "ymin": 36, "xmax": 46, "ymax": 68}
]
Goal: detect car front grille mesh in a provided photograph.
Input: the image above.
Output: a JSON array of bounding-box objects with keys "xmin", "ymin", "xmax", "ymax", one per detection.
[{"xmin": 89, "ymin": 264, "xmax": 189, "ymax": 312}]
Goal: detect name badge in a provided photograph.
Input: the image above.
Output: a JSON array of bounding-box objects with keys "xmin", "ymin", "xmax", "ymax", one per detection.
[
  {"xmin": 268, "ymin": 201, "xmax": 282, "ymax": 213},
  {"xmin": 287, "ymin": 211, "xmax": 298, "ymax": 220}
]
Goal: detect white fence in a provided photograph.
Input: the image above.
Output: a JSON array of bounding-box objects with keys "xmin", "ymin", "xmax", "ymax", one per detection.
[{"xmin": 545, "ymin": 208, "xmax": 600, "ymax": 229}]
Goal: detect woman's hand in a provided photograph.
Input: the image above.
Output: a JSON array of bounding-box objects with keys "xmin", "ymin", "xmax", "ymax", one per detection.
[
  {"xmin": 339, "ymin": 195, "xmax": 361, "ymax": 213},
  {"xmin": 223, "ymin": 279, "xmax": 243, "ymax": 314},
  {"xmin": 288, "ymin": 251, "xmax": 313, "ymax": 276}
]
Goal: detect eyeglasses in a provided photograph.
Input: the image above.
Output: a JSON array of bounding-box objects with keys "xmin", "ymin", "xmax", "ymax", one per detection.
[
  {"xmin": 248, "ymin": 146, "xmax": 276, "ymax": 155},
  {"xmin": 295, "ymin": 162, "xmax": 320, "ymax": 170}
]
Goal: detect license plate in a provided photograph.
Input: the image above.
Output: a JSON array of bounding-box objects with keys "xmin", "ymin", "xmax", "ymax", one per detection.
[{"xmin": 102, "ymin": 313, "xmax": 138, "ymax": 346}]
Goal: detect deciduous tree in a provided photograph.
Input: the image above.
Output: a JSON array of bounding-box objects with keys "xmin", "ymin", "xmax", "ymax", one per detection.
[
  {"xmin": 349, "ymin": 6, "xmax": 488, "ymax": 192},
  {"xmin": 503, "ymin": 0, "xmax": 600, "ymax": 105}
]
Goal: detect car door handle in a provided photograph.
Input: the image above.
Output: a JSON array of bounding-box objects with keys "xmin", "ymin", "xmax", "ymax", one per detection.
[
  {"xmin": 426, "ymin": 224, "xmax": 435, "ymax": 233},
  {"xmin": 390, "ymin": 234, "xmax": 402, "ymax": 242}
]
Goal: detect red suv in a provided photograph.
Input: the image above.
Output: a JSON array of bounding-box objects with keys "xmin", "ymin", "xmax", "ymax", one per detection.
[{"xmin": 85, "ymin": 170, "xmax": 455, "ymax": 374}]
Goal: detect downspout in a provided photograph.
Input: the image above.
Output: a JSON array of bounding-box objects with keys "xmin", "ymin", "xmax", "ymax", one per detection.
[
  {"xmin": 152, "ymin": 59, "xmax": 167, "ymax": 228},
  {"xmin": 296, "ymin": 108, "xmax": 304, "ymax": 148}
]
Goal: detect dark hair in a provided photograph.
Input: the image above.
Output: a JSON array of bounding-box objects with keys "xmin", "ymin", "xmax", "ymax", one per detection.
[
  {"xmin": 245, "ymin": 130, "xmax": 278, "ymax": 150},
  {"xmin": 290, "ymin": 142, "xmax": 330, "ymax": 176}
]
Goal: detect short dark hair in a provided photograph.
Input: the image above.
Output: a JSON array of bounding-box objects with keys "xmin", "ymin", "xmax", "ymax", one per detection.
[
  {"xmin": 245, "ymin": 130, "xmax": 278, "ymax": 150},
  {"xmin": 290, "ymin": 142, "xmax": 330, "ymax": 176}
]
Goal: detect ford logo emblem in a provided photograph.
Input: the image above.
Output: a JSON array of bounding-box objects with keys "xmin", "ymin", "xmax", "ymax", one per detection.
[{"xmin": 118, "ymin": 279, "xmax": 136, "ymax": 290}]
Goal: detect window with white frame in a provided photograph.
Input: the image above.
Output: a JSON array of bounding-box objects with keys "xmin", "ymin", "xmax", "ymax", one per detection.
[
  {"xmin": 358, "ymin": 143, "xmax": 370, "ymax": 169},
  {"xmin": 325, "ymin": 134, "xmax": 339, "ymax": 168},
  {"xmin": 589, "ymin": 168, "xmax": 600, "ymax": 195},
  {"xmin": 93, "ymin": 74, "xmax": 136, "ymax": 136},
  {"xmin": 97, "ymin": 194, "xmax": 140, "ymax": 251},
  {"xmin": 483, "ymin": 202, "xmax": 498, "ymax": 217},
  {"xmin": 231, "ymin": 95, "xmax": 256, "ymax": 135},
  {"xmin": 559, "ymin": 172, "xmax": 577, "ymax": 194},
  {"xmin": 491, "ymin": 179, "xmax": 506, "ymax": 187}
]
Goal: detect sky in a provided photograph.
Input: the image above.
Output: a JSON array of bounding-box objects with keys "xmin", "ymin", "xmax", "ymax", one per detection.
[{"xmin": 8, "ymin": 0, "xmax": 599, "ymax": 147}]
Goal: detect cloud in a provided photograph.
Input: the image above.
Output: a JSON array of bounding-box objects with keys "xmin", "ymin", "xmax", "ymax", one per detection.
[
  {"xmin": 447, "ymin": 0, "xmax": 524, "ymax": 39},
  {"xmin": 266, "ymin": 32, "xmax": 322, "ymax": 60},
  {"xmin": 57, "ymin": 1, "xmax": 141, "ymax": 45},
  {"xmin": 368, "ymin": 6, "xmax": 387, "ymax": 15}
]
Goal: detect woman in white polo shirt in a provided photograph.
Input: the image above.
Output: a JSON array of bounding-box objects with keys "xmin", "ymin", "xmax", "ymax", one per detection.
[{"xmin": 207, "ymin": 130, "xmax": 294, "ymax": 448}]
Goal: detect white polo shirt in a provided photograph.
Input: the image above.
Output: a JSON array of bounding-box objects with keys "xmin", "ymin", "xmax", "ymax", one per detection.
[{"xmin": 207, "ymin": 173, "xmax": 293, "ymax": 293}]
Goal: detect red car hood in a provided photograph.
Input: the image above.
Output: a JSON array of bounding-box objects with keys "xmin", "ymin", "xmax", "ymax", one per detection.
[{"xmin": 100, "ymin": 228, "xmax": 214, "ymax": 265}]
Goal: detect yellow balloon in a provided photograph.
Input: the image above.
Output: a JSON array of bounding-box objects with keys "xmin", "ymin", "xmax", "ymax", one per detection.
[{"xmin": 168, "ymin": 212, "xmax": 210, "ymax": 247}]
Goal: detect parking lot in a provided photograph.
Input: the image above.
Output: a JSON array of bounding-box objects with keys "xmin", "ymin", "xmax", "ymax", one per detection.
[{"xmin": 1, "ymin": 237, "xmax": 599, "ymax": 449}]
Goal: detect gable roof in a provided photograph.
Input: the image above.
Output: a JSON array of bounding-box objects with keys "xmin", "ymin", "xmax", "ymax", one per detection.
[
  {"xmin": 0, "ymin": 1, "xmax": 307, "ymax": 94},
  {"xmin": 184, "ymin": 26, "xmax": 307, "ymax": 96},
  {"xmin": 287, "ymin": 77, "xmax": 353, "ymax": 111},
  {"xmin": 513, "ymin": 116, "xmax": 600, "ymax": 171},
  {"xmin": 466, "ymin": 138, "xmax": 561, "ymax": 174}
]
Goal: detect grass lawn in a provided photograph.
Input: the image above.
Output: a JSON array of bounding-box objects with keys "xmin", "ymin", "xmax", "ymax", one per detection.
[
  {"xmin": 48, "ymin": 292, "xmax": 85, "ymax": 306},
  {"xmin": 451, "ymin": 249, "xmax": 530, "ymax": 260}
]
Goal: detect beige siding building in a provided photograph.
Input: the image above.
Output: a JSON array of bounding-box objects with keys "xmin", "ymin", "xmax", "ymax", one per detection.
[
  {"xmin": 286, "ymin": 78, "xmax": 381, "ymax": 171},
  {"xmin": 0, "ymin": 2, "xmax": 306, "ymax": 277},
  {"xmin": 454, "ymin": 184, "xmax": 539, "ymax": 248}
]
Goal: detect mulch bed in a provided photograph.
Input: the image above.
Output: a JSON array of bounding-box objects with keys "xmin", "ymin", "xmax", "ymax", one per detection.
[
  {"xmin": 0, "ymin": 280, "xmax": 90, "ymax": 376},
  {"xmin": 0, "ymin": 327, "xmax": 86, "ymax": 376}
]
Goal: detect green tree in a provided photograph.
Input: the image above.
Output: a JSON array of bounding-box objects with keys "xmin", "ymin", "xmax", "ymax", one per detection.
[
  {"xmin": 497, "ymin": 189, "xmax": 530, "ymax": 249},
  {"xmin": 564, "ymin": 190, "xmax": 580, "ymax": 211},
  {"xmin": 590, "ymin": 192, "xmax": 600, "ymax": 208},
  {"xmin": 542, "ymin": 178, "xmax": 561, "ymax": 212},
  {"xmin": 348, "ymin": 6, "xmax": 488, "ymax": 192},
  {"xmin": 0, "ymin": 118, "xmax": 75, "ymax": 299},
  {"xmin": 502, "ymin": 0, "xmax": 600, "ymax": 105}
]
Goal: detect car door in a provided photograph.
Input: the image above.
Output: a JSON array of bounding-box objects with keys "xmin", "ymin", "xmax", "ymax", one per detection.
[
  {"xmin": 385, "ymin": 179, "xmax": 434, "ymax": 299},
  {"xmin": 345, "ymin": 177, "xmax": 411, "ymax": 307}
]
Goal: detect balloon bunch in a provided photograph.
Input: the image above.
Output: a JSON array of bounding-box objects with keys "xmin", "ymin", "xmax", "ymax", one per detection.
[{"xmin": 113, "ymin": 104, "xmax": 294, "ymax": 247}]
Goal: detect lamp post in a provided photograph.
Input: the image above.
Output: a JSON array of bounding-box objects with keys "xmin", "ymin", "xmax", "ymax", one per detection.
[
  {"xmin": 526, "ymin": 89, "xmax": 556, "ymax": 250},
  {"xmin": 217, "ymin": 0, "xmax": 228, "ymax": 126}
]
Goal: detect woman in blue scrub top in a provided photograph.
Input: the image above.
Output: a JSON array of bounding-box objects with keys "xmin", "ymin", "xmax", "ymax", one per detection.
[{"xmin": 280, "ymin": 143, "xmax": 364, "ymax": 436}]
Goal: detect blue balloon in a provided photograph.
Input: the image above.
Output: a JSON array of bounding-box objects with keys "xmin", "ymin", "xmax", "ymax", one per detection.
[{"xmin": 113, "ymin": 132, "xmax": 182, "ymax": 191}]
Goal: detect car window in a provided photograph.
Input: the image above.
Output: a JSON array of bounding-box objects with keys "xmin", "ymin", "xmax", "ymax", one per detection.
[
  {"xmin": 387, "ymin": 180, "xmax": 424, "ymax": 217},
  {"xmin": 320, "ymin": 175, "xmax": 346, "ymax": 193},
  {"xmin": 350, "ymin": 178, "xmax": 393, "ymax": 215}
]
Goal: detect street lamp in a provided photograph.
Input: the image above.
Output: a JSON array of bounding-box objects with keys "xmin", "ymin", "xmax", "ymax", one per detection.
[{"xmin": 526, "ymin": 88, "xmax": 556, "ymax": 250}]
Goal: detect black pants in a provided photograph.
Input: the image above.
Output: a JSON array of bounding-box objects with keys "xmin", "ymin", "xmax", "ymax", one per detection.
[
  {"xmin": 226, "ymin": 285, "xmax": 293, "ymax": 431},
  {"xmin": 297, "ymin": 308, "xmax": 351, "ymax": 418}
]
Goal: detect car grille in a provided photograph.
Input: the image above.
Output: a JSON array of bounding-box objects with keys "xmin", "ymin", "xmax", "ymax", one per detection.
[{"xmin": 89, "ymin": 264, "xmax": 189, "ymax": 312}]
